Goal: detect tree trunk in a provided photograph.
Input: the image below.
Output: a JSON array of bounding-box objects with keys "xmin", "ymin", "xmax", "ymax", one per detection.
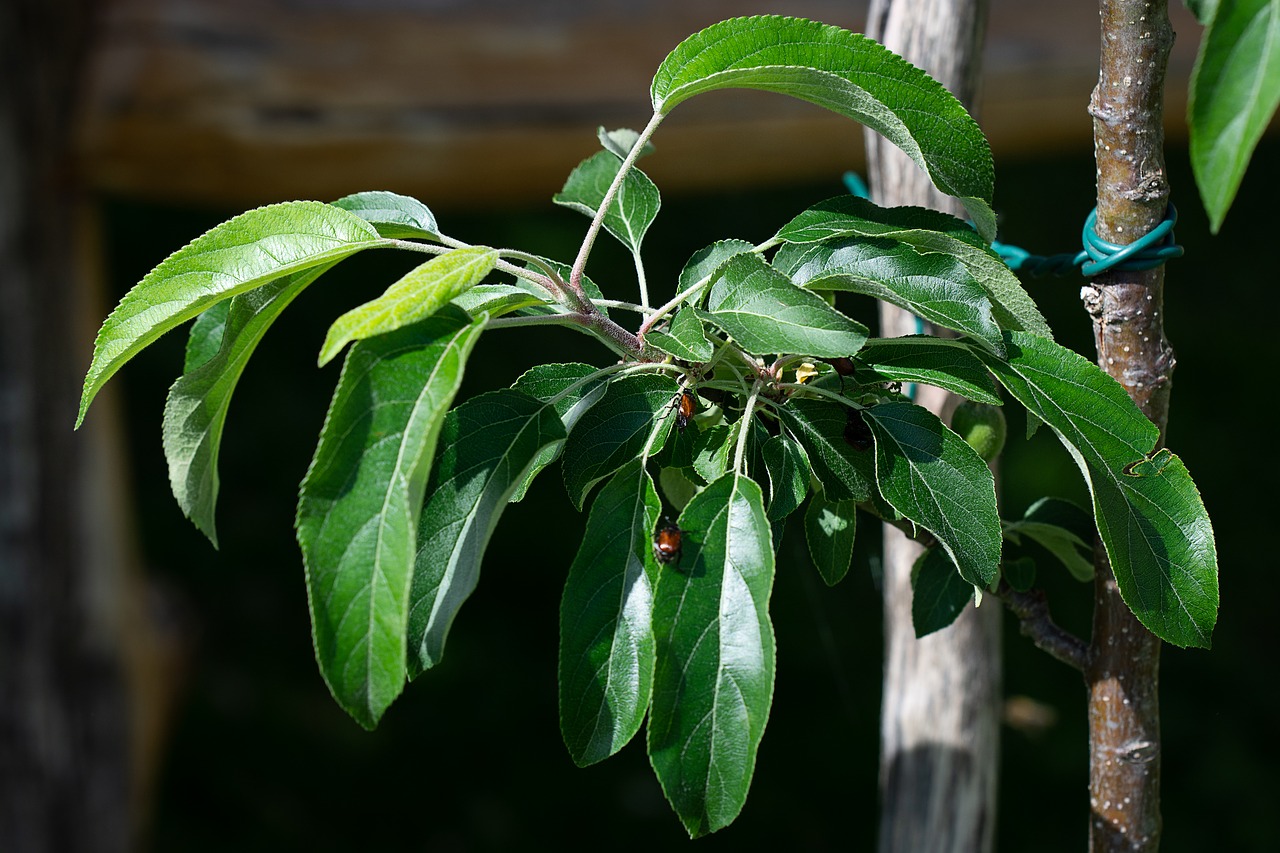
[
  {"xmin": 0, "ymin": 4, "xmax": 141, "ymax": 850},
  {"xmin": 1082, "ymin": 1, "xmax": 1175, "ymax": 849},
  {"xmin": 863, "ymin": 2, "xmax": 1001, "ymax": 852}
]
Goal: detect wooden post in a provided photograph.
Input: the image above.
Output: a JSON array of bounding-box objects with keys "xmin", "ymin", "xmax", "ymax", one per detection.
[{"xmin": 863, "ymin": 2, "xmax": 1001, "ymax": 852}]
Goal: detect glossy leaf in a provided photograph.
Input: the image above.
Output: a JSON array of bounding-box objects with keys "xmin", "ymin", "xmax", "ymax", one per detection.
[
  {"xmin": 561, "ymin": 373, "xmax": 679, "ymax": 509},
  {"xmin": 774, "ymin": 195, "xmax": 1050, "ymax": 337},
  {"xmin": 864, "ymin": 402, "xmax": 1001, "ymax": 587},
  {"xmin": 646, "ymin": 308, "xmax": 715, "ymax": 361},
  {"xmin": 559, "ymin": 460, "xmax": 661, "ymax": 766},
  {"xmin": 408, "ymin": 389, "xmax": 567, "ymax": 674},
  {"xmin": 773, "ymin": 237, "xmax": 1004, "ymax": 355},
  {"xmin": 977, "ymin": 332, "xmax": 1218, "ymax": 646},
  {"xmin": 853, "ymin": 337, "xmax": 1002, "ymax": 404},
  {"xmin": 508, "ymin": 362, "xmax": 610, "ymax": 502},
  {"xmin": 911, "ymin": 547, "xmax": 974, "ymax": 637},
  {"xmin": 319, "ymin": 247, "xmax": 497, "ymax": 366},
  {"xmin": 698, "ymin": 253, "xmax": 868, "ymax": 358},
  {"xmin": 762, "ymin": 433, "xmax": 810, "ymax": 521},
  {"xmin": 165, "ymin": 264, "xmax": 334, "ymax": 545},
  {"xmin": 331, "ymin": 190, "xmax": 440, "ymax": 240},
  {"xmin": 296, "ymin": 307, "xmax": 485, "ymax": 728},
  {"xmin": 1189, "ymin": 0, "xmax": 1280, "ymax": 231},
  {"xmin": 804, "ymin": 490, "xmax": 857, "ymax": 585},
  {"xmin": 554, "ymin": 150, "xmax": 661, "ymax": 254},
  {"xmin": 648, "ymin": 472, "xmax": 776, "ymax": 837},
  {"xmin": 776, "ymin": 397, "xmax": 875, "ymax": 503},
  {"xmin": 650, "ymin": 16, "xmax": 996, "ymax": 239},
  {"xmin": 78, "ymin": 201, "xmax": 385, "ymax": 427}
]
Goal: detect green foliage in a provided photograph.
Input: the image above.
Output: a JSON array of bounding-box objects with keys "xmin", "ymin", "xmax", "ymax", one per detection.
[
  {"xmin": 774, "ymin": 195, "xmax": 1051, "ymax": 338},
  {"xmin": 648, "ymin": 473, "xmax": 775, "ymax": 837},
  {"xmin": 319, "ymin": 246, "xmax": 497, "ymax": 366},
  {"xmin": 165, "ymin": 265, "xmax": 334, "ymax": 544},
  {"xmin": 977, "ymin": 334, "xmax": 1219, "ymax": 647},
  {"xmin": 1188, "ymin": 0, "xmax": 1280, "ymax": 232},
  {"xmin": 76, "ymin": 14, "xmax": 1221, "ymax": 837},
  {"xmin": 1004, "ymin": 497, "xmax": 1096, "ymax": 583},
  {"xmin": 77, "ymin": 201, "xmax": 388, "ymax": 427},
  {"xmin": 911, "ymin": 547, "xmax": 976, "ymax": 637},
  {"xmin": 408, "ymin": 389, "xmax": 567, "ymax": 674},
  {"xmin": 865, "ymin": 402, "xmax": 1002, "ymax": 587},
  {"xmin": 559, "ymin": 459, "xmax": 661, "ymax": 766},
  {"xmin": 698, "ymin": 253, "xmax": 868, "ymax": 358},
  {"xmin": 296, "ymin": 308, "xmax": 485, "ymax": 728},
  {"xmin": 555, "ymin": 151, "xmax": 661, "ymax": 254},
  {"xmin": 650, "ymin": 15, "xmax": 997, "ymax": 239},
  {"xmin": 804, "ymin": 490, "xmax": 858, "ymax": 586}
]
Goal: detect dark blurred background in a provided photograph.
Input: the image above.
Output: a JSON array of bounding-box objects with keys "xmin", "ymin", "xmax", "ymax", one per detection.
[{"xmin": 4, "ymin": 1, "xmax": 1274, "ymax": 850}]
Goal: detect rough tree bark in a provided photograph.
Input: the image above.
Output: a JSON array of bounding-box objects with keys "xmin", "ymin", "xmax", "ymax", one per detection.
[
  {"xmin": 1082, "ymin": 1, "xmax": 1175, "ymax": 849},
  {"xmin": 863, "ymin": 2, "xmax": 1001, "ymax": 852}
]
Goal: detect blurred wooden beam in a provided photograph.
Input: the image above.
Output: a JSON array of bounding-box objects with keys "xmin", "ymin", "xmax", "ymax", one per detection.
[{"xmin": 78, "ymin": 0, "xmax": 1205, "ymax": 209}]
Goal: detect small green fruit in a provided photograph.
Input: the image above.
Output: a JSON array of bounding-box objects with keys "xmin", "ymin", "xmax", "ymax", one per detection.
[{"xmin": 951, "ymin": 402, "xmax": 1007, "ymax": 462}]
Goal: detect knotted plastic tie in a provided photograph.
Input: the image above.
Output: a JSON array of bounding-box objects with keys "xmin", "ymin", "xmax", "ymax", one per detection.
[{"xmin": 994, "ymin": 204, "xmax": 1184, "ymax": 277}]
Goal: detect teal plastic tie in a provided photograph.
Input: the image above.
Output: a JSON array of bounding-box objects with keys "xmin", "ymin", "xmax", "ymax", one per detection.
[
  {"xmin": 993, "ymin": 204, "xmax": 1183, "ymax": 277},
  {"xmin": 1078, "ymin": 204, "xmax": 1184, "ymax": 276}
]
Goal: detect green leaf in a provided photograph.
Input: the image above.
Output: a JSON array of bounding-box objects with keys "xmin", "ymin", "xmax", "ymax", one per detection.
[
  {"xmin": 775, "ymin": 196, "xmax": 1051, "ymax": 337},
  {"xmin": 559, "ymin": 459, "xmax": 661, "ymax": 766},
  {"xmin": 648, "ymin": 472, "xmax": 775, "ymax": 838},
  {"xmin": 678, "ymin": 239, "xmax": 755, "ymax": 295},
  {"xmin": 762, "ymin": 433, "xmax": 810, "ymax": 521},
  {"xmin": 697, "ymin": 253, "xmax": 868, "ymax": 358},
  {"xmin": 911, "ymin": 547, "xmax": 975, "ymax": 637},
  {"xmin": 319, "ymin": 246, "xmax": 497, "ymax": 366},
  {"xmin": 853, "ymin": 337, "xmax": 1002, "ymax": 404},
  {"xmin": 773, "ymin": 237, "xmax": 1004, "ymax": 355},
  {"xmin": 864, "ymin": 402, "xmax": 1001, "ymax": 588},
  {"xmin": 976, "ymin": 332, "xmax": 1219, "ymax": 647},
  {"xmin": 331, "ymin": 190, "xmax": 440, "ymax": 240},
  {"xmin": 452, "ymin": 283, "xmax": 552, "ymax": 319},
  {"xmin": 659, "ymin": 466, "xmax": 700, "ymax": 512},
  {"xmin": 561, "ymin": 373, "xmax": 680, "ymax": 509},
  {"xmin": 804, "ymin": 490, "xmax": 857, "ymax": 585},
  {"xmin": 554, "ymin": 150, "xmax": 661, "ymax": 254},
  {"xmin": 78, "ymin": 201, "xmax": 384, "ymax": 427},
  {"xmin": 508, "ymin": 362, "xmax": 610, "ymax": 502},
  {"xmin": 646, "ymin": 308, "xmax": 715, "ymax": 361},
  {"xmin": 296, "ymin": 307, "xmax": 485, "ymax": 728},
  {"xmin": 598, "ymin": 126, "xmax": 656, "ymax": 161},
  {"xmin": 1005, "ymin": 497, "xmax": 1095, "ymax": 582},
  {"xmin": 1189, "ymin": 0, "xmax": 1280, "ymax": 231},
  {"xmin": 183, "ymin": 301, "xmax": 231, "ymax": 371},
  {"xmin": 408, "ymin": 389, "xmax": 567, "ymax": 674},
  {"xmin": 164, "ymin": 264, "xmax": 335, "ymax": 545},
  {"xmin": 651, "ymin": 16, "xmax": 996, "ymax": 239},
  {"xmin": 776, "ymin": 397, "xmax": 875, "ymax": 503},
  {"xmin": 691, "ymin": 423, "xmax": 735, "ymax": 484}
]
